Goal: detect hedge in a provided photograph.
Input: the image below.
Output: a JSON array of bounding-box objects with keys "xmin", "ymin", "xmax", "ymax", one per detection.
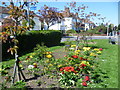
[{"xmin": 2, "ymin": 30, "xmax": 62, "ymax": 59}]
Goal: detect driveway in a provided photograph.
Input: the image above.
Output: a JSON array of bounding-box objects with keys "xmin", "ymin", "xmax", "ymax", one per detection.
[{"xmin": 61, "ymin": 36, "xmax": 119, "ymax": 43}]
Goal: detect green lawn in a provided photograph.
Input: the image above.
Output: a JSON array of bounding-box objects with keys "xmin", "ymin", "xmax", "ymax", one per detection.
[{"xmin": 88, "ymin": 39, "xmax": 118, "ymax": 88}]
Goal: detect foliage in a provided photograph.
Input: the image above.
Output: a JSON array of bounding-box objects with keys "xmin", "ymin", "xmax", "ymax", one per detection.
[
  {"xmin": 118, "ymin": 24, "xmax": 120, "ymax": 30},
  {"xmin": 11, "ymin": 80, "xmax": 26, "ymax": 88}
]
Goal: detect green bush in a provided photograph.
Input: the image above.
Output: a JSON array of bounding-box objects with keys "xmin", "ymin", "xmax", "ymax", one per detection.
[
  {"xmin": 66, "ymin": 29, "xmax": 77, "ymax": 34},
  {"xmin": 2, "ymin": 30, "xmax": 62, "ymax": 59}
]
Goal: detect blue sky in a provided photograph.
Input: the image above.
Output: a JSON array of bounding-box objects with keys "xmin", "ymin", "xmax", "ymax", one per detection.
[{"xmin": 35, "ymin": 2, "xmax": 118, "ymax": 26}]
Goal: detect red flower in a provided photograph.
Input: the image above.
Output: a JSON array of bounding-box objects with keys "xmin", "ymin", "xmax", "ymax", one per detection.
[
  {"xmin": 99, "ymin": 48, "xmax": 103, "ymax": 51},
  {"xmin": 71, "ymin": 55, "xmax": 78, "ymax": 59},
  {"xmin": 82, "ymin": 81, "xmax": 87, "ymax": 86},
  {"xmin": 80, "ymin": 57, "xmax": 83, "ymax": 60},
  {"xmin": 80, "ymin": 64, "xmax": 86, "ymax": 68},
  {"xmin": 85, "ymin": 76, "xmax": 90, "ymax": 81},
  {"xmin": 77, "ymin": 68, "xmax": 80, "ymax": 71},
  {"xmin": 60, "ymin": 67, "xmax": 64, "ymax": 71},
  {"xmin": 34, "ymin": 65, "xmax": 37, "ymax": 68},
  {"xmin": 62, "ymin": 72, "xmax": 64, "ymax": 74}
]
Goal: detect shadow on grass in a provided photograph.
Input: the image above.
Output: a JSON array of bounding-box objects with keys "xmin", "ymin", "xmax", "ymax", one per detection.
[{"xmin": 2, "ymin": 42, "xmax": 65, "ymax": 61}]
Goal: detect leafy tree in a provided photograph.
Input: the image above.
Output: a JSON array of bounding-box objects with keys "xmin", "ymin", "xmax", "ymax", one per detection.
[
  {"xmin": 0, "ymin": 0, "xmax": 38, "ymax": 84},
  {"xmin": 118, "ymin": 24, "xmax": 120, "ymax": 30},
  {"xmin": 38, "ymin": 5, "xmax": 64, "ymax": 30}
]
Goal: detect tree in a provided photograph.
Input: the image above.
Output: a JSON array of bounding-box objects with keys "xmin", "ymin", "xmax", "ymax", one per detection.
[
  {"xmin": 0, "ymin": 0, "xmax": 38, "ymax": 84},
  {"xmin": 38, "ymin": 5, "xmax": 63, "ymax": 30},
  {"xmin": 118, "ymin": 24, "xmax": 120, "ymax": 30},
  {"xmin": 66, "ymin": 1, "xmax": 101, "ymax": 32}
]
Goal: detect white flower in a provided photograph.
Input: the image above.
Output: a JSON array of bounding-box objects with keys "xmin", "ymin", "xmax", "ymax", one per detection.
[
  {"xmin": 69, "ymin": 48, "xmax": 74, "ymax": 50},
  {"xmin": 28, "ymin": 65, "xmax": 34, "ymax": 69}
]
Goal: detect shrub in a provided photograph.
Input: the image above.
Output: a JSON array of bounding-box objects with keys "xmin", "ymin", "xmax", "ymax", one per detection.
[{"xmin": 2, "ymin": 30, "xmax": 62, "ymax": 59}]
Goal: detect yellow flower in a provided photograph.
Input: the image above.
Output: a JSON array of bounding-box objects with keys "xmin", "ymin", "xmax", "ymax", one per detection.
[
  {"xmin": 57, "ymin": 64, "xmax": 62, "ymax": 68},
  {"xmin": 90, "ymin": 53, "xmax": 96, "ymax": 56},
  {"xmin": 75, "ymin": 50, "xmax": 80, "ymax": 54},
  {"xmin": 94, "ymin": 48, "xmax": 99, "ymax": 51},
  {"xmin": 71, "ymin": 45, "xmax": 76, "ymax": 47},
  {"xmin": 0, "ymin": 68, "xmax": 2, "ymax": 71},
  {"xmin": 33, "ymin": 63, "xmax": 37, "ymax": 66},
  {"xmin": 97, "ymin": 51, "xmax": 102, "ymax": 54},
  {"xmin": 81, "ymin": 61, "xmax": 90, "ymax": 66},
  {"xmin": 48, "ymin": 64, "xmax": 53, "ymax": 67},
  {"xmin": 83, "ymin": 47, "xmax": 91, "ymax": 51},
  {"xmin": 46, "ymin": 54, "xmax": 52, "ymax": 58},
  {"xmin": 46, "ymin": 52, "xmax": 52, "ymax": 54},
  {"xmin": 29, "ymin": 56, "xmax": 33, "ymax": 58}
]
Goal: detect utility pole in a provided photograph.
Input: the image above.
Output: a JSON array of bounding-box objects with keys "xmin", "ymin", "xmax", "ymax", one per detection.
[{"xmin": 27, "ymin": 2, "xmax": 30, "ymax": 31}]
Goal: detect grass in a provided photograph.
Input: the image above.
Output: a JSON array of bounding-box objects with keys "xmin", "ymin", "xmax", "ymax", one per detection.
[
  {"xmin": 91, "ymin": 39, "xmax": 118, "ymax": 88},
  {"xmin": 1, "ymin": 39, "xmax": 118, "ymax": 88},
  {"xmin": 83, "ymin": 39, "xmax": 118, "ymax": 88}
]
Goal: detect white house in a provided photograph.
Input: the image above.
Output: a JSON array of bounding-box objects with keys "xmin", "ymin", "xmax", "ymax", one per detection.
[{"xmin": 43, "ymin": 7, "xmax": 95, "ymax": 32}]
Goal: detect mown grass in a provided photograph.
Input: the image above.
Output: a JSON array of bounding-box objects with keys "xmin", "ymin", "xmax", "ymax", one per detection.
[
  {"xmin": 88, "ymin": 39, "xmax": 118, "ymax": 88},
  {"xmin": 1, "ymin": 39, "xmax": 118, "ymax": 88}
]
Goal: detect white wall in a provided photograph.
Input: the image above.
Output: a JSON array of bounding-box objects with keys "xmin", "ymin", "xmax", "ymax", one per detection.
[
  {"xmin": 44, "ymin": 17, "xmax": 74, "ymax": 30},
  {"xmin": 32, "ymin": 17, "xmax": 41, "ymax": 30}
]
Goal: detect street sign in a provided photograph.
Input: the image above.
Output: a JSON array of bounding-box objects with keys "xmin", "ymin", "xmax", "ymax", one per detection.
[{"xmin": 30, "ymin": 6, "xmax": 37, "ymax": 10}]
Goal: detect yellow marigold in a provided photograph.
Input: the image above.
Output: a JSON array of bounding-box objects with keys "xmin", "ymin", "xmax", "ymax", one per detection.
[
  {"xmin": 46, "ymin": 54, "xmax": 52, "ymax": 58},
  {"xmin": 48, "ymin": 64, "xmax": 53, "ymax": 67},
  {"xmin": 71, "ymin": 45, "xmax": 76, "ymax": 47},
  {"xmin": 94, "ymin": 48, "xmax": 99, "ymax": 51},
  {"xmin": 97, "ymin": 51, "xmax": 102, "ymax": 54},
  {"xmin": 75, "ymin": 50, "xmax": 80, "ymax": 53},
  {"xmin": 81, "ymin": 61, "xmax": 90, "ymax": 66},
  {"xmin": 29, "ymin": 56, "xmax": 33, "ymax": 58},
  {"xmin": 90, "ymin": 53, "xmax": 96, "ymax": 56},
  {"xmin": 83, "ymin": 47, "xmax": 91, "ymax": 51},
  {"xmin": 57, "ymin": 64, "xmax": 62, "ymax": 68},
  {"xmin": 46, "ymin": 52, "xmax": 52, "ymax": 54}
]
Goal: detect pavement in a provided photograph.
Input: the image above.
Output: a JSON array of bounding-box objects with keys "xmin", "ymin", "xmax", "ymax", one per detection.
[{"xmin": 61, "ymin": 36, "xmax": 119, "ymax": 44}]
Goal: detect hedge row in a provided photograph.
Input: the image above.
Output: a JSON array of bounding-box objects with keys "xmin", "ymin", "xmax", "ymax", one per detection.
[{"xmin": 2, "ymin": 30, "xmax": 62, "ymax": 59}]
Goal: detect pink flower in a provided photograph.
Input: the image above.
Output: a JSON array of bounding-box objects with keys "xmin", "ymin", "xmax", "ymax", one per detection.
[
  {"xmin": 82, "ymin": 81, "xmax": 87, "ymax": 86},
  {"xmin": 85, "ymin": 76, "xmax": 90, "ymax": 81},
  {"xmin": 99, "ymin": 48, "xmax": 103, "ymax": 51}
]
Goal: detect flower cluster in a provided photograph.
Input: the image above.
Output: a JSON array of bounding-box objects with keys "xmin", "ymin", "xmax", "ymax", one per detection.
[{"xmin": 59, "ymin": 45, "xmax": 103, "ymax": 87}]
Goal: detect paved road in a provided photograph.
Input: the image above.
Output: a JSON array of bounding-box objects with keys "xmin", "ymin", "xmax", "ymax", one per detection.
[{"xmin": 61, "ymin": 36, "xmax": 119, "ymax": 43}]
